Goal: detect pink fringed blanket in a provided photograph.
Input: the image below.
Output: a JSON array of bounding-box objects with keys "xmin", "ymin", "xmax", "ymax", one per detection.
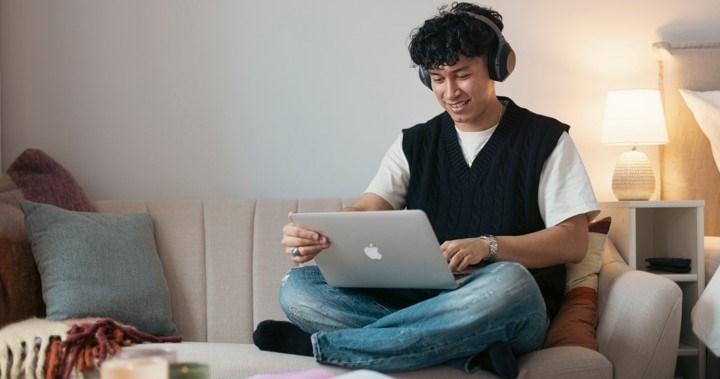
[{"xmin": 0, "ymin": 318, "xmax": 181, "ymax": 379}]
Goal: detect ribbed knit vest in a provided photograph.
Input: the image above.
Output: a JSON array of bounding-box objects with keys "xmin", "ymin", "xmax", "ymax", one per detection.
[{"xmin": 402, "ymin": 97, "xmax": 570, "ymax": 319}]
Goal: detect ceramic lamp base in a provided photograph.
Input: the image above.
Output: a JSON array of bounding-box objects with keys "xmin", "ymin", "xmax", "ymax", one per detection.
[{"xmin": 611, "ymin": 150, "xmax": 656, "ymax": 201}]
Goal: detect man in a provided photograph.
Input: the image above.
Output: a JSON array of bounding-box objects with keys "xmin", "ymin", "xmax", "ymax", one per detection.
[{"xmin": 253, "ymin": 3, "xmax": 599, "ymax": 378}]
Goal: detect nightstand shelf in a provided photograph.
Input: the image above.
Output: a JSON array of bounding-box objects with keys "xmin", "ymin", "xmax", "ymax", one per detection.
[
  {"xmin": 651, "ymin": 273, "xmax": 698, "ymax": 282},
  {"xmin": 599, "ymin": 200, "xmax": 705, "ymax": 379}
]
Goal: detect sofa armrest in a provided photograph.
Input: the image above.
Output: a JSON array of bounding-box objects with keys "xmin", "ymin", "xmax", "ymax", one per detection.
[{"xmin": 596, "ymin": 261, "xmax": 682, "ymax": 379}]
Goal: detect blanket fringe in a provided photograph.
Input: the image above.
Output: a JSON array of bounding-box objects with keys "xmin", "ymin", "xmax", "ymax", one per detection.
[{"xmin": 1, "ymin": 318, "xmax": 181, "ymax": 379}]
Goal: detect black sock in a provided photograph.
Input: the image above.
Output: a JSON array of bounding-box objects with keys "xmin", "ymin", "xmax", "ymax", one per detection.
[
  {"xmin": 471, "ymin": 341, "xmax": 518, "ymax": 379},
  {"xmin": 253, "ymin": 320, "xmax": 314, "ymax": 357}
]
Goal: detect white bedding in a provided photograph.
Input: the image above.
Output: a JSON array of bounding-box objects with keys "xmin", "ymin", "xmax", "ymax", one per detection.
[
  {"xmin": 692, "ymin": 236, "xmax": 720, "ymax": 356},
  {"xmin": 706, "ymin": 236, "xmax": 720, "ymax": 283},
  {"xmin": 679, "ymin": 89, "xmax": 720, "ymax": 173}
]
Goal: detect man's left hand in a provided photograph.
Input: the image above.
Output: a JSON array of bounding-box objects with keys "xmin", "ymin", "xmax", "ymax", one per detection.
[{"xmin": 441, "ymin": 237, "xmax": 488, "ymax": 272}]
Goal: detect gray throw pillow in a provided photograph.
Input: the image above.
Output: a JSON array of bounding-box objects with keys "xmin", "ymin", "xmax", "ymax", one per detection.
[{"xmin": 20, "ymin": 200, "xmax": 178, "ymax": 336}]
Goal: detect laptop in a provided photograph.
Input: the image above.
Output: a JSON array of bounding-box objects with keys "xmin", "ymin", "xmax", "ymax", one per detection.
[{"xmin": 291, "ymin": 210, "xmax": 475, "ymax": 289}]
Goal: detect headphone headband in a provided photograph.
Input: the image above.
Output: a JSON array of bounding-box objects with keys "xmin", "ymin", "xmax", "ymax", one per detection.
[
  {"xmin": 418, "ymin": 10, "xmax": 516, "ymax": 89},
  {"xmin": 455, "ymin": 11, "xmax": 505, "ymax": 42}
]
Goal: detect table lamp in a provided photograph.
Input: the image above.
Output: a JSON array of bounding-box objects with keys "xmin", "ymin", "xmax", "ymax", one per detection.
[{"xmin": 601, "ymin": 89, "xmax": 668, "ymax": 201}]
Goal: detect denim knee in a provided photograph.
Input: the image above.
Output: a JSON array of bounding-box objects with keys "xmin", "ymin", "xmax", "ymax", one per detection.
[
  {"xmin": 488, "ymin": 262, "xmax": 536, "ymax": 289},
  {"xmin": 453, "ymin": 262, "xmax": 545, "ymax": 319},
  {"xmin": 492, "ymin": 262, "xmax": 544, "ymax": 305},
  {"xmin": 509, "ymin": 262, "xmax": 546, "ymax": 304},
  {"xmin": 278, "ymin": 266, "xmax": 317, "ymax": 316}
]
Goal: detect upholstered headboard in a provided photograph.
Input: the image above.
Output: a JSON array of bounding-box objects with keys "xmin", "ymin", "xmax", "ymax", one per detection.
[{"xmin": 654, "ymin": 41, "xmax": 720, "ymax": 236}]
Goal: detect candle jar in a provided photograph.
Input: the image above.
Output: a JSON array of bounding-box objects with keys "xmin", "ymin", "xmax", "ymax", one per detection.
[
  {"xmin": 116, "ymin": 347, "xmax": 178, "ymax": 363},
  {"xmin": 169, "ymin": 362, "xmax": 210, "ymax": 379},
  {"xmin": 100, "ymin": 357, "xmax": 168, "ymax": 379}
]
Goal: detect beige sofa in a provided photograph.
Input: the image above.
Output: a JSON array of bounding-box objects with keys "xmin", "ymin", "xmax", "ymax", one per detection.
[{"xmin": 93, "ymin": 198, "xmax": 683, "ymax": 379}]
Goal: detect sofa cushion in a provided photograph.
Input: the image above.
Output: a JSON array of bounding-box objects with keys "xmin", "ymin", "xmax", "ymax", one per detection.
[
  {"xmin": 544, "ymin": 217, "xmax": 611, "ymax": 350},
  {"xmin": 566, "ymin": 217, "xmax": 611, "ymax": 292},
  {"xmin": 133, "ymin": 342, "xmax": 612, "ymax": 379},
  {"xmin": 20, "ymin": 200, "xmax": 177, "ymax": 336},
  {"xmin": 0, "ymin": 149, "xmax": 93, "ymax": 328},
  {"xmin": 543, "ymin": 287, "xmax": 598, "ymax": 350}
]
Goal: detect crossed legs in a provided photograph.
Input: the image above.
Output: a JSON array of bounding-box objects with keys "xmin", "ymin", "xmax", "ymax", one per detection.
[{"xmin": 258, "ymin": 262, "xmax": 548, "ymax": 375}]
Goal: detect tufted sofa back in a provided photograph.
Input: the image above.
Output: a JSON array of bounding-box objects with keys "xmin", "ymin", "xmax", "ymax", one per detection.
[{"xmin": 93, "ymin": 198, "xmax": 354, "ymax": 342}]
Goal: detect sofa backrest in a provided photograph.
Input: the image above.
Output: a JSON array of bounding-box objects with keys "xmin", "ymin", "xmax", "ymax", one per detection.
[{"xmin": 93, "ymin": 198, "xmax": 355, "ymax": 343}]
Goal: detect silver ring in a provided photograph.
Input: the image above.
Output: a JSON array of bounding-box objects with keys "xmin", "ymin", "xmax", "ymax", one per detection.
[{"xmin": 291, "ymin": 247, "xmax": 300, "ymax": 257}]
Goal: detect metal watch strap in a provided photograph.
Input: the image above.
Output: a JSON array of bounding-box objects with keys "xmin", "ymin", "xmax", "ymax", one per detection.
[{"xmin": 480, "ymin": 235, "xmax": 498, "ymax": 262}]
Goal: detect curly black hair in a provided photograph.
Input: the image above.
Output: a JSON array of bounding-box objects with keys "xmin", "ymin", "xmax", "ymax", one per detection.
[{"xmin": 408, "ymin": 2, "xmax": 504, "ymax": 69}]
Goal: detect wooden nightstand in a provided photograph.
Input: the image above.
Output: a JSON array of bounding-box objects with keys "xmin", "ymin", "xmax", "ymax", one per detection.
[{"xmin": 599, "ymin": 200, "xmax": 705, "ymax": 379}]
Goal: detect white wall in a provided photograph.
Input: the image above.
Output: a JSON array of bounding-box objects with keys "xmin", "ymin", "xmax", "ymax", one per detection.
[{"xmin": 2, "ymin": 0, "xmax": 720, "ymax": 201}]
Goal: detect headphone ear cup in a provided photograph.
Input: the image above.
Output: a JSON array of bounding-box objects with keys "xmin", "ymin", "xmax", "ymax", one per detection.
[
  {"xmin": 493, "ymin": 42, "xmax": 515, "ymax": 82},
  {"xmin": 418, "ymin": 67, "xmax": 432, "ymax": 90}
]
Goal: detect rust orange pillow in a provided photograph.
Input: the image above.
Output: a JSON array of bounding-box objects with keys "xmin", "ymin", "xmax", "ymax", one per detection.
[
  {"xmin": 544, "ymin": 217, "xmax": 611, "ymax": 350},
  {"xmin": 544, "ymin": 287, "xmax": 598, "ymax": 350},
  {"xmin": 0, "ymin": 149, "xmax": 92, "ymax": 328}
]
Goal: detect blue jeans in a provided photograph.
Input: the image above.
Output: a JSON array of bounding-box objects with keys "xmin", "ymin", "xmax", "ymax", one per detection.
[{"xmin": 278, "ymin": 262, "xmax": 549, "ymax": 372}]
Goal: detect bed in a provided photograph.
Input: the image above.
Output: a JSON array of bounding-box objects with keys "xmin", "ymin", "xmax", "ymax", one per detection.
[{"xmin": 654, "ymin": 40, "xmax": 720, "ymax": 377}]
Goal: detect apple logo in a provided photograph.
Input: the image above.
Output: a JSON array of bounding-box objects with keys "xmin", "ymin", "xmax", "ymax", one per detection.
[{"xmin": 363, "ymin": 243, "xmax": 383, "ymax": 260}]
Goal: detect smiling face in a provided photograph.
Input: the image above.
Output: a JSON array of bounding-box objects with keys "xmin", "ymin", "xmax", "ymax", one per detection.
[{"xmin": 428, "ymin": 55, "xmax": 503, "ymax": 131}]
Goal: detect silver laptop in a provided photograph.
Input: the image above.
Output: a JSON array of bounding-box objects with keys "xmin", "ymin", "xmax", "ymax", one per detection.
[{"xmin": 291, "ymin": 210, "xmax": 474, "ymax": 289}]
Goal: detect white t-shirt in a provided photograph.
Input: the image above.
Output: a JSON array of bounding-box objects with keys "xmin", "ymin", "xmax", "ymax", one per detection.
[{"xmin": 365, "ymin": 126, "xmax": 600, "ymax": 227}]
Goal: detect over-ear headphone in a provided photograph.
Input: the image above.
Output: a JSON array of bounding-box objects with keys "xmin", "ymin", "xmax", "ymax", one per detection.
[{"xmin": 418, "ymin": 11, "xmax": 516, "ymax": 89}]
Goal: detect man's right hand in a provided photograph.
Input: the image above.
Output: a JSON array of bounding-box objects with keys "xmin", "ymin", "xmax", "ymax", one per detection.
[
  {"xmin": 282, "ymin": 194, "xmax": 392, "ymax": 263},
  {"xmin": 281, "ymin": 211, "xmax": 330, "ymax": 264}
]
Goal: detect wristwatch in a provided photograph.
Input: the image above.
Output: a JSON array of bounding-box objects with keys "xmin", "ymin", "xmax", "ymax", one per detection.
[{"xmin": 480, "ymin": 235, "xmax": 498, "ymax": 262}]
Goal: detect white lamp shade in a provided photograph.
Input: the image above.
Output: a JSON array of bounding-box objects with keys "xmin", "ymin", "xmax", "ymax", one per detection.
[{"xmin": 601, "ymin": 89, "xmax": 669, "ymax": 145}]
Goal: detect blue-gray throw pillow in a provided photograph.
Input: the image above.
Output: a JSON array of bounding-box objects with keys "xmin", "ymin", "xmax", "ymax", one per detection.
[{"xmin": 20, "ymin": 200, "xmax": 178, "ymax": 336}]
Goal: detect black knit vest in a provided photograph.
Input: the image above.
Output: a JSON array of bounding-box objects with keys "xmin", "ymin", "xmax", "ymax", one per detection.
[{"xmin": 402, "ymin": 97, "xmax": 570, "ymax": 319}]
